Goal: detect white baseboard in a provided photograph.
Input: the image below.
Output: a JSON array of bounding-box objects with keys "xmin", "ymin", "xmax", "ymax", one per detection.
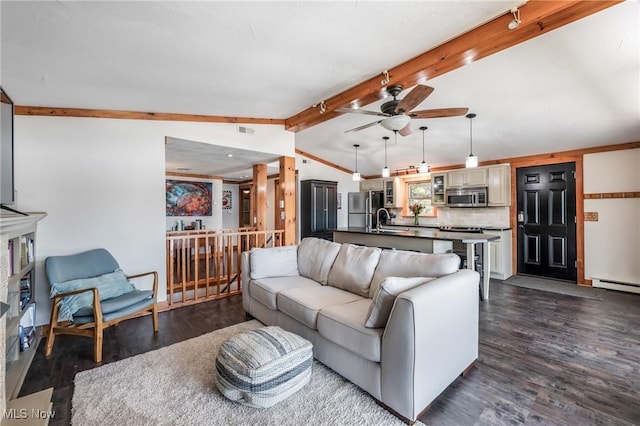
[{"xmin": 592, "ymin": 278, "xmax": 640, "ymax": 294}]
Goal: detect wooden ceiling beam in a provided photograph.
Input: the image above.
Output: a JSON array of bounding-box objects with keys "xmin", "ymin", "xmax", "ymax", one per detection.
[
  {"xmin": 284, "ymin": 0, "xmax": 623, "ymax": 133},
  {"xmin": 15, "ymin": 106, "xmax": 284, "ymax": 125}
]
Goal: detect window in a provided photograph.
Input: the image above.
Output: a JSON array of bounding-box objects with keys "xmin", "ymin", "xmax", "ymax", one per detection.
[{"xmin": 406, "ymin": 180, "xmax": 436, "ymax": 216}]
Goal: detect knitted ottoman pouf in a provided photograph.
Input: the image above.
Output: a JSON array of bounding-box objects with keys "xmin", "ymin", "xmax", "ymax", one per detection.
[{"xmin": 215, "ymin": 326, "xmax": 313, "ymax": 408}]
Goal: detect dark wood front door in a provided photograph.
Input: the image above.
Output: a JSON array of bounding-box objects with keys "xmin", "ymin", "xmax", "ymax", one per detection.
[{"xmin": 517, "ymin": 162, "xmax": 577, "ymax": 282}]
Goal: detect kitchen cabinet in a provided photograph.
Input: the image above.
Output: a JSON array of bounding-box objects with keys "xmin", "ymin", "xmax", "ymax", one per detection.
[
  {"xmin": 483, "ymin": 229, "xmax": 512, "ymax": 280},
  {"xmin": 447, "ymin": 168, "xmax": 488, "ymax": 188},
  {"xmin": 432, "ymin": 173, "xmax": 446, "ymax": 206},
  {"xmin": 488, "ymin": 164, "xmax": 511, "ymax": 206},
  {"xmin": 300, "ymin": 180, "xmax": 337, "ymax": 241},
  {"xmin": 360, "ymin": 178, "xmax": 384, "ymax": 192},
  {"xmin": 384, "ymin": 178, "xmax": 404, "ymax": 208}
]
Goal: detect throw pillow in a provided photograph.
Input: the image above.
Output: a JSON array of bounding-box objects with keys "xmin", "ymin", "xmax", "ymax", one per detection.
[
  {"xmin": 250, "ymin": 245, "xmax": 299, "ymax": 279},
  {"xmin": 369, "ymin": 250, "xmax": 460, "ymax": 298},
  {"xmin": 50, "ymin": 270, "xmax": 135, "ymax": 322},
  {"xmin": 327, "ymin": 244, "xmax": 382, "ymax": 297},
  {"xmin": 297, "ymin": 237, "xmax": 341, "ymax": 284},
  {"xmin": 365, "ymin": 276, "xmax": 434, "ymax": 328}
]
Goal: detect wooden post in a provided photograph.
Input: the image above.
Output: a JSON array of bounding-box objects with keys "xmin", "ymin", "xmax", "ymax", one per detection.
[
  {"xmin": 253, "ymin": 164, "xmax": 267, "ymax": 246},
  {"xmin": 279, "ymin": 156, "xmax": 297, "ymax": 246}
]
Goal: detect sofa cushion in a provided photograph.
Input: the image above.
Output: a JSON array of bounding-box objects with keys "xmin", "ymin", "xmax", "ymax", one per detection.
[
  {"xmin": 250, "ymin": 245, "xmax": 299, "ymax": 279},
  {"xmin": 277, "ymin": 286, "xmax": 364, "ymax": 329},
  {"xmin": 297, "ymin": 238, "xmax": 341, "ymax": 285},
  {"xmin": 317, "ymin": 299, "xmax": 383, "ymax": 362},
  {"xmin": 250, "ymin": 276, "xmax": 321, "ymax": 310},
  {"xmin": 74, "ymin": 290, "xmax": 154, "ymax": 317},
  {"xmin": 365, "ymin": 277, "xmax": 434, "ymax": 328},
  {"xmin": 369, "ymin": 250, "xmax": 460, "ymax": 298},
  {"xmin": 327, "ymin": 244, "xmax": 382, "ymax": 297}
]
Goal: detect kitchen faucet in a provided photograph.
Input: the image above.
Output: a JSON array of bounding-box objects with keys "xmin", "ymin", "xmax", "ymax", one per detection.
[{"xmin": 376, "ymin": 208, "xmax": 390, "ymax": 232}]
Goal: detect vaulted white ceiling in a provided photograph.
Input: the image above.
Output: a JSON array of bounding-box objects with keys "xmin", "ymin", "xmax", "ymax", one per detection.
[{"xmin": 2, "ymin": 1, "xmax": 639, "ymax": 178}]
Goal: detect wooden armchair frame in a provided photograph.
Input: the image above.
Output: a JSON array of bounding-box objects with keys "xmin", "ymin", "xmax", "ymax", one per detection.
[{"xmin": 45, "ymin": 270, "xmax": 159, "ymax": 363}]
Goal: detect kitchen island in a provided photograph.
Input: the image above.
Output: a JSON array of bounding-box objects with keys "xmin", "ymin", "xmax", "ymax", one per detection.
[{"xmin": 333, "ymin": 227, "xmax": 499, "ymax": 299}]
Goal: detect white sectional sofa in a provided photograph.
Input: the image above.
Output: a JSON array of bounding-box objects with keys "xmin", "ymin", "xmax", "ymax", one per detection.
[{"xmin": 241, "ymin": 237, "xmax": 480, "ymax": 423}]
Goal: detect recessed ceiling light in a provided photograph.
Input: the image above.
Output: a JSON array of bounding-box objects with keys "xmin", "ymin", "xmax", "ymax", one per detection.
[{"xmin": 227, "ymin": 154, "xmax": 233, "ymax": 157}]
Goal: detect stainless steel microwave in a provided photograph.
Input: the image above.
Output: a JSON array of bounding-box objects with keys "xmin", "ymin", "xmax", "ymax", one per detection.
[{"xmin": 446, "ymin": 187, "xmax": 488, "ymax": 207}]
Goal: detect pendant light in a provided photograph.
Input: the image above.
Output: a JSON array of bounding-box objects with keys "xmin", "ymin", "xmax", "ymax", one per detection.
[
  {"xmin": 381, "ymin": 136, "xmax": 390, "ymax": 178},
  {"xmin": 418, "ymin": 126, "xmax": 430, "ymax": 173},
  {"xmin": 352, "ymin": 144, "xmax": 361, "ymax": 181},
  {"xmin": 465, "ymin": 113, "xmax": 478, "ymax": 168}
]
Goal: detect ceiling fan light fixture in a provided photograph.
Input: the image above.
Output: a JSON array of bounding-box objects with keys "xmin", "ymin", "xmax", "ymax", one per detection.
[
  {"xmin": 380, "ymin": 115, "xmax": 411, "ymax": 131},
  {"xmin": 465, "ymin": 113, "xmax": 478, "ymax": 169}
]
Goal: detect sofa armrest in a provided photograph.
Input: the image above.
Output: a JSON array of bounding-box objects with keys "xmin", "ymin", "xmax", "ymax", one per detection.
[{"xmin": 380, "ymin": 269, "xmax": 480, "ymax": 421}]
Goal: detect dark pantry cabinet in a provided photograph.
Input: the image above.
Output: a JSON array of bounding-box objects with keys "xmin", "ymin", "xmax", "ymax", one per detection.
[{"xmin": 300, "ymin": 180, "xmax": 337, "ymax": 241}]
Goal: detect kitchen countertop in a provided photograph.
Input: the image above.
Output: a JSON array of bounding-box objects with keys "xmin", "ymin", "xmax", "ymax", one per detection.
[
  {"xmin": 383, "ymin": 224, "xmax": 512, "ymax": 231},
  {"xmin": 333, "ymin": 227, "xmax": 500, "ymax": 243}
]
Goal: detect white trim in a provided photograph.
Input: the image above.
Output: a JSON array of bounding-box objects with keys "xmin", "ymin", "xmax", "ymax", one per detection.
[{"xmin": 592, "ymin": 278, "xmax": 640, "ymax": 295}]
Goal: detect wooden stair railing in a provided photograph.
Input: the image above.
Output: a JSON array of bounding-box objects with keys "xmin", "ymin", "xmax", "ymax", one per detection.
[{"xmin": 166, "ymin": 228, "xmax": 283, "ymax": 306}]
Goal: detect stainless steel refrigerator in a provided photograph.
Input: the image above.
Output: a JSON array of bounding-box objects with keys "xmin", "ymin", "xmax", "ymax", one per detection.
[{"xmin": 348, "ymin": 191, "xmax": 384, "ymax": 229}]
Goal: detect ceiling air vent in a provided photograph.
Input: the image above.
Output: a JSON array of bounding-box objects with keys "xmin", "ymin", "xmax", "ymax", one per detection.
[{"xmin": 238, "ymin": 126, "xmax": 255, "ymax": 135}]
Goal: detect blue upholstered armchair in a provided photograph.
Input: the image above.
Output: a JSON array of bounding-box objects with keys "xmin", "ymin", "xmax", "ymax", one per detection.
[{"xmin": 44, "ymin": 248, "xmax": 158, "ymax": 362}]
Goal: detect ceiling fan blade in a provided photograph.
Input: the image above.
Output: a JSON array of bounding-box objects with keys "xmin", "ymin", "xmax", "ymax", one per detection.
[
  {"xmin": 398, "ymin": 123, "xmax": 413, "ymax": 137},
  {"xmin": 410, "ymin": 107, "xmax": 469, "ymax": 119},
  {"xmin": 335, "ymin": 107, "xmax": 388, "ymax": 118},
  {"xmin": 344, "ymin": 120, "xmax": 382, "ymax": 133},
  {"xmin": 395, "ymin": 85, "xmax": 434, "ymax": 113}
]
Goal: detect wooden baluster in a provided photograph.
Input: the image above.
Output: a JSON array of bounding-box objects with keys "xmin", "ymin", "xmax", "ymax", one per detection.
[
  {"xmin": 215, "ymin": 234, "xmax": 221, "ymax": 297},
  {"xmin": 167, "ymin": 239, "xmax": 174, "ymax": 306},
  {"xmin": 205, "ymin": 235, "xmax": 211, "ymax": 299},
  {"xmin": 181, "ymin": 237, "xmax": 187, "ymax": 303},
  {"xmin": 194, "ymin": 236, "xmax": 200, "ymax": 302}
]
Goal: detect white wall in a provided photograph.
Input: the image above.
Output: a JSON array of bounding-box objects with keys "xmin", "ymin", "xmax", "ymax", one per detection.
[
  {"xmin": 295, "ymin": 153, "xmax": 360, "ymax": 237},
  {"xmin": 583, "ymin": 148, "xmax": 640, "ymax": 285},
  {"xmin": 14, "ymin": 116, "xmax": 293, "ymax": 325}
]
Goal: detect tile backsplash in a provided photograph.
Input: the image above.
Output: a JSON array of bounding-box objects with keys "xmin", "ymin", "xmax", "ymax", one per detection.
[{"xmin": 389, "ymin": 206, "xmax": 510, "ymax": 228}]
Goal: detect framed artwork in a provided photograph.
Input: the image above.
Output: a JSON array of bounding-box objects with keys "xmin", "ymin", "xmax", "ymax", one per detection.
[
  {"xmin": 337, "ymin": 192, "xmax": 342, "ymax": 210},
  {"xmin": 166, "ymin": 180, "xmax": 212, "ymax": 216},
  {"xmin": 222, "ymin": 190, "xmax": 232, "ymax": 210}
]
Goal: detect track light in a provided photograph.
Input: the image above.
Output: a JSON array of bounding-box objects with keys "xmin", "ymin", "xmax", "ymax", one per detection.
[
  {"xmin": 508, "ymin": 7, "xmax": 521, "ymax": 30},
  {"xmin": 352, "ymin": 144, "xmax": 361, "ymax": 181}
]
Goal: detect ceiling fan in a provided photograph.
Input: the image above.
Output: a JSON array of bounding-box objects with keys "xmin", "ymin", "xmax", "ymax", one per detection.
[{"xmin": 336, "ymin": 84, "xmax": 468, "ymax": 136}]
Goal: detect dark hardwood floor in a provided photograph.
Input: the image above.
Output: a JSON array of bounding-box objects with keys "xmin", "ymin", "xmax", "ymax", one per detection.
[{"xmin": 19, "ymin": 281, "xmax": 640, "ymax": 425}]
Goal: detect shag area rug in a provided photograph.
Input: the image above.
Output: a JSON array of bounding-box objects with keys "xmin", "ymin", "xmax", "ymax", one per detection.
[
  {"xmin": 73, "ymin": 320, "xmax": 422, "ymax": 425},
  {"xmin": 501, "ymin": 275, "xmax": 606, "ymax": 301}
]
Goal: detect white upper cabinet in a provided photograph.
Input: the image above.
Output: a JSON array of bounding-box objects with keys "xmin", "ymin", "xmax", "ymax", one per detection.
[
  {"xmin": 487, "ymin": 164, "xmax": 511, "ymax": 206},
  {"xmin": 447, "ymin": 168, "xmax": 488, "ymax": 188},
  {"xmin": 360, "ymin": 179, "xmax": 384, "ymax": 192}
]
